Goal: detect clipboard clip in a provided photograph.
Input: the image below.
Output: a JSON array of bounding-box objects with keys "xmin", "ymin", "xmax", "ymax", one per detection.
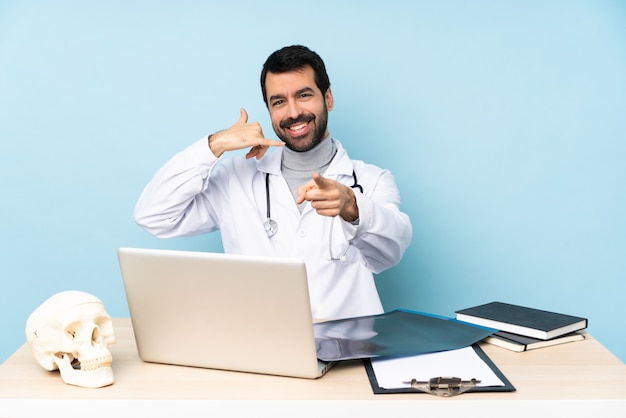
[{"xmin": 403, "ymin": 376, "xmax": 480, "ymax": 397}]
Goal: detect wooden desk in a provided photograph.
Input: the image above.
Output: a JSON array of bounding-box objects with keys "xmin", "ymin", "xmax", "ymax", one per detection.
[{"xmin": 1, "ymin": 318, "xmax": 625, "ymax": 417}]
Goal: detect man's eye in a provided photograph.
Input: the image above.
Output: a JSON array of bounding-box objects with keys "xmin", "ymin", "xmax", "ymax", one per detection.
[{"xmin": 271, "ymin": 99, "xmax": 285, "ymax": 107}]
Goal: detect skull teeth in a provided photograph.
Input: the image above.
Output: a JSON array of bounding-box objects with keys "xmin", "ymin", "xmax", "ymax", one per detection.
[{"xmin": 78, "ymin": 355, "xmax": 113, "ymax": 371}]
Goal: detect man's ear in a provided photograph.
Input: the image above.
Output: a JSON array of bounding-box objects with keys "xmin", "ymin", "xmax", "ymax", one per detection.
[{"xmin": 325, "ymin": 88, "xmax": 334, "ymax": 111}]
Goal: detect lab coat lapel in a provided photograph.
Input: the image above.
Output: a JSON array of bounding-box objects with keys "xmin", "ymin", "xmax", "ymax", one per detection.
[
  {"xmin": 256, "ymin": 147, "xmax": 283, "ymax": 175},
  {"xmin": 324, "ymin": 140, "xmax": 354, "ymax": 181}
]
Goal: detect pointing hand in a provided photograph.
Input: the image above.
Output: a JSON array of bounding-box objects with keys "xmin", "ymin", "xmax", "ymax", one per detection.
[{"xmin": 296, "ymin": 172, "xmax": 359, "ymax": 222}]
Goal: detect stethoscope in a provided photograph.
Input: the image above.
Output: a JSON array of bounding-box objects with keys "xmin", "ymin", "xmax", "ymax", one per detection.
[{"xmin": 263, "ymin": 170, "xmax": 363, "ymax": 240}]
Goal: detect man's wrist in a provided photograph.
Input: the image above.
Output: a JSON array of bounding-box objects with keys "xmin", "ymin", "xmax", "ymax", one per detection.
[
  {"xmin": 340, "ymin": 191, "xmax": 359, "ymax": 223},
  {"xmin": 207, "ymin": 131, "xmax": 225, "ymax": 158}
]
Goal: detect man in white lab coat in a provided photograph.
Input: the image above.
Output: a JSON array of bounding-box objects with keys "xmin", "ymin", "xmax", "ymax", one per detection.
[{"xmin": 134, "ymin": 45, "xmax": 412, "ymax": 320}]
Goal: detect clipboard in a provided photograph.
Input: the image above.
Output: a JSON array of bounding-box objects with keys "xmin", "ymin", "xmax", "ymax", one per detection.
[{"xmin": 363, "ymin": 344, "xmax": 516, "ymax": 395}]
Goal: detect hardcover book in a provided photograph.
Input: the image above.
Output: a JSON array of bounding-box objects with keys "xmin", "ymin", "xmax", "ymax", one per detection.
[
  {"xmin": 455, "ymin": 301, "xmax": 588, "ymax": 340},
  {"xmin": 484, "ymin": 331, "xmax": 585, "ymax": 352}
]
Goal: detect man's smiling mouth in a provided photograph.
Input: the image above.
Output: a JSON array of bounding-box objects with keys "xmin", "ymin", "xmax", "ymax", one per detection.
[
  {"xmin": 288, "ymin": 122, "xmax": 308, "ymax": 134},
  {"xmin": 280, "ymin": 114, "xmax": 314, "ymax": 133}
]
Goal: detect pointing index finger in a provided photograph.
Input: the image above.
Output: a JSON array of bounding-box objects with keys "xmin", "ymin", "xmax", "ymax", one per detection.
[{"xmin": 312, "ymin": 172, "xmax": 328, "ymax": 188}]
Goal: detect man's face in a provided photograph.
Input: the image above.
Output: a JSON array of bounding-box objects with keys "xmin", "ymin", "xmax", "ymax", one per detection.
[{"xmin": 265, "ymin": 66, "xmax": 334, "ymax": 152}]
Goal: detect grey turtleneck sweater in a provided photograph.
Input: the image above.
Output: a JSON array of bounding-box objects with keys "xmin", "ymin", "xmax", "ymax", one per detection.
[{"xmin": 281, "ymin": 137, "xmax": 337, "ymax": 212}]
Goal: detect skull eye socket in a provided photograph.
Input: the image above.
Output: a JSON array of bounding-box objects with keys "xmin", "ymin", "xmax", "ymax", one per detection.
[
  {"xmin": 95, "ymin": 316, "xmax": 115, "ymax": 344},
  {"xmin": 64, "ymin": 320, "xmax": 89, "ymax": 341},
  {"xmin": 63, "ymin": 317, "xmax": 112, "ymax": 343}
]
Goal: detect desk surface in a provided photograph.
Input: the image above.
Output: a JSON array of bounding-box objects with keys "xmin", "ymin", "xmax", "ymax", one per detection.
[{"xmin": 1, "ymin": 318, "xmax": 626, "ymax": 417}]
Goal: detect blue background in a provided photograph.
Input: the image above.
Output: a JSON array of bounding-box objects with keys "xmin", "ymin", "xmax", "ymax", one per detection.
[{"xmin": 1, "ymin": 1, "xmax": 624, "ymax": 364}]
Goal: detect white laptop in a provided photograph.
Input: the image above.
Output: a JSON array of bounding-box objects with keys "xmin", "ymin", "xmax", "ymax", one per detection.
[{"xmin": 117, "ymin": 247, "xmax": 334, "ymax": 379}]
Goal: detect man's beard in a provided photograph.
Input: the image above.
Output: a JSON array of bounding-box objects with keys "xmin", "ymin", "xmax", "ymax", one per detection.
[{"xmin": 274, "ymin": 107, "xmax": 329, "ymax": 153}]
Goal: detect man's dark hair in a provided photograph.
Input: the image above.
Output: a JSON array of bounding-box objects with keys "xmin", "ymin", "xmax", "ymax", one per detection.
[{"xmin": 260, "ymin": 45, "xmax": 331, "ymax": 106}]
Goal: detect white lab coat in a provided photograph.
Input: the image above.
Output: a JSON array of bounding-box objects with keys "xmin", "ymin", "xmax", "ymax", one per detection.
[{"xmin": 134, "ymin": 137, "xmax": 412, "ymax": 320}]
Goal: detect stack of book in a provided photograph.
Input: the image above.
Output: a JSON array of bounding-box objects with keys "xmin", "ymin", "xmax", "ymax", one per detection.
[{"xmin": 455, "ymin": 301, "xmax": 588, "ymax": 353}]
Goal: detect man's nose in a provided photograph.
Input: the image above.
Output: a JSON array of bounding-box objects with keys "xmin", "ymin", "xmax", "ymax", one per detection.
[{"xmin": 285, "ymin": 100, "xmax": 301, "ymax": 119}]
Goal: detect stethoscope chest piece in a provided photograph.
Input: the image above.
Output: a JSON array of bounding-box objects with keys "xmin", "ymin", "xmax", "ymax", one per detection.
[{"xmin": 264, "ymin": 218, "xmax": 278, "ymax": 237}]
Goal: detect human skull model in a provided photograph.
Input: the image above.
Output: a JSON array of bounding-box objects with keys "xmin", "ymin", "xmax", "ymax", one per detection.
[{"xmin": 25, "ymin": 290, "xmax": 116, "ymax": 388}]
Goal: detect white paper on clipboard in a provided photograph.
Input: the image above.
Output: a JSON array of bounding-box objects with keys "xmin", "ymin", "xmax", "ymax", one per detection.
[{"xmin": 370, "ymin": 346, "xmax": 505, "ymax": 389}]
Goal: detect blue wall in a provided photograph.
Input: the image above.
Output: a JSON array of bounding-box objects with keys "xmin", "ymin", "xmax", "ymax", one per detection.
[{"xmin": 1, "ymin": 1, "xmax": 624, "ymax": 364}]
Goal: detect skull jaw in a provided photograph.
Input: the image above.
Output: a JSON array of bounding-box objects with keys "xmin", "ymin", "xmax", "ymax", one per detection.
[{"xmin": 56, "ymin": 354, "xmax": 114, "ymax": 388}]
